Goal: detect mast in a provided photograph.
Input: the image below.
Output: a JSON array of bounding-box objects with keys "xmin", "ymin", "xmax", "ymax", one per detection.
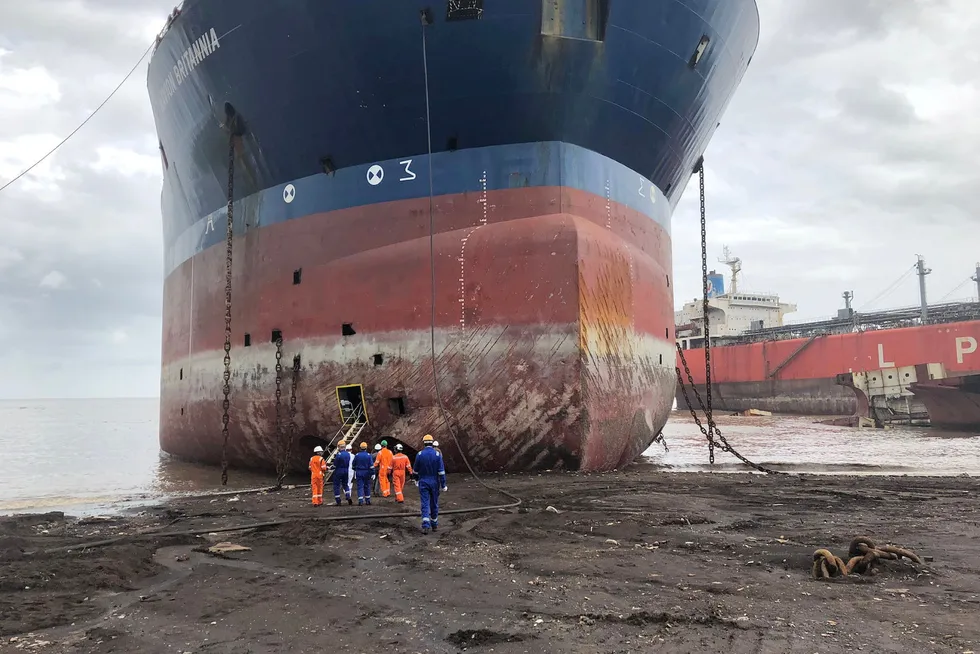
[
  {"xmin": 718, "ymin": 245, "xmax": 742, "ymax": 295},
  {"xmin": 972, "ymin": 263, "xmax": 980, "ymax": 302},
  {"xmin": 916, "ymin": 255, "xmax": 931, "ymax": 321}
]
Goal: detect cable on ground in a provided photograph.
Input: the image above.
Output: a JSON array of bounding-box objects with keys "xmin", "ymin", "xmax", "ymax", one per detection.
[{"xmin": 41, "ymin": 499, "xmax": 520, "ymax": 555}]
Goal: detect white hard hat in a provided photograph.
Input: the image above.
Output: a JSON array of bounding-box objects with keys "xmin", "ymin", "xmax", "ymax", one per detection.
[
  {"xmin": 313, "ymin": 446, "xmax": 324, "ymax": 453},
  {"xmin": 345, "ymin": 443, "xmax": 352, "ymax": 450},
  {"xmin": 374, "ymin": 444, "xmax": 382, "ymax": 451},
  {"xmin": 433, "ymin": 440, "xmax": 440, "ymax": 447},
  {"xmin": 395, "ymin": 444, "xmax": 403, "ymax": 451}
]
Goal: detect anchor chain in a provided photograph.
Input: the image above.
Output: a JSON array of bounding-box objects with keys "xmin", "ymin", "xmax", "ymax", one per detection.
[
  {"xmin": 811, "ymin": 537, "xmax": 922, "ymax": 580},
  {"xmin": 696, "ymin": 160, "xmax": 716, "ymax": 465},
  {"xmin": 276, "ymin": 353, "xmax": 301, "ymax": 489},
  {"xmin": 676, "ymin": 341, "xmax": 779, "ymax": 474},
  {"xmin": 219, "ymin": 136, "xmax": 236, "ymax": 486},
  {"xmin": 678, "ymin": 159, "xmax": 782, "ymax": 475}
]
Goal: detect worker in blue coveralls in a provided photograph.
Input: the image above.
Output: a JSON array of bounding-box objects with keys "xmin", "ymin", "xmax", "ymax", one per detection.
[
  {"xmin": 332, "ymin": 440, "xmax": 353, "ymax": 506},
  {"xmin": 411, "ymin": 434, "xmax": 447, "ymax": 534},
  {"xmin": 352, "ymin": 441, "xmax": 375, "ymax": 505}
]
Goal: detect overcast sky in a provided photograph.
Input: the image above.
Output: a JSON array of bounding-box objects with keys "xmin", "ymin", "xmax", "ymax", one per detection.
[{"xmin": 1, "ymin": 1, "xmax": 978, "ymax": 399}]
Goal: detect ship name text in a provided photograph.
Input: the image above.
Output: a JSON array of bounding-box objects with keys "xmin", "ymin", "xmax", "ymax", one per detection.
[{"xmin": 160, "ymin": 27, "xmax": 221, "ymax": 104}]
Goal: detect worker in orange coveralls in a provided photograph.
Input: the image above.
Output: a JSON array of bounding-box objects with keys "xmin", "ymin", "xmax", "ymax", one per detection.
[
  {"xmin": 308, "ymin": 445, "xmax": 327, "ymax": 506},
  {"xmin": 390, "ymin": 443, "xmax": 413, "ymax": 503},
  {"xmin": 374, "ymin": 440, "xmax": 394, "ymax": 498}
]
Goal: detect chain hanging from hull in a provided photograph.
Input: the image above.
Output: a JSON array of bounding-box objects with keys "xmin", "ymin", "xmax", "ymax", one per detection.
[
  {"xmin": 276, "ymin": 354, "xmax": 301, "ymax": 489},
  {"xmin": 219, "ymin": 136, "xmax": 236, "ymax": 486},
  {"xmin": 675, "ymin": 159, "xmax": 782, "ymax": 475}
]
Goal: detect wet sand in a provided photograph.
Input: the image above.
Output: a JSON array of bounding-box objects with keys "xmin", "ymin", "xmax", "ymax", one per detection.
[{"xmin": 2, "ymin": 467, "xmax": 979, "ymax": 653}]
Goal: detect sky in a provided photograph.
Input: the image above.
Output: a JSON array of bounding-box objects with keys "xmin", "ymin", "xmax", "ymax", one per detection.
[
  {"xmin": 672, "ymin": 0, "xmax": 980, "ymax": 321},
  {"xmin": 0, "ymin": 0, "xmax": 978, "ymax": 399}
]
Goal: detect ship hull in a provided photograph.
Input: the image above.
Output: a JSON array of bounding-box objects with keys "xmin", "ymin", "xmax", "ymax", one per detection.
[
  {"xmin": 161, "ymin": 165, "xmax": 678, "ymax": 472},
  {"xmin": 676, "ymin": 322, "xmax": 980, "ymax": 416},
  {"xmin": 149, "ymin": 0, "xmax": 761, "ymax": 472},
  {"xmin": 909, "ymin": 375, "xmax": 980, "ymax": 432}
]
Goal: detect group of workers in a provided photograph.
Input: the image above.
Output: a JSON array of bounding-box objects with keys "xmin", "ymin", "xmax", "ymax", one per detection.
[{"xmin": 308, "ymin": 435, "xmax": 447, "ymax": 533}]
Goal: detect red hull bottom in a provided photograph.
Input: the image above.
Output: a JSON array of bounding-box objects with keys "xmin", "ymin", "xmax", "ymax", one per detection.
[
  {"xmin": 162, "ymin": 326, "xmax": 675, "ymax": 472},
  {"xmin": 160, "ymin": 193, "xmax": 676, "ymax": 473}
]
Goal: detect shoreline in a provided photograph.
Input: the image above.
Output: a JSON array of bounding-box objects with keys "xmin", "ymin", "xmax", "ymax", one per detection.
[{"xmin": 3, "ymin": 467, "xmax": 979, "ymax": 652}]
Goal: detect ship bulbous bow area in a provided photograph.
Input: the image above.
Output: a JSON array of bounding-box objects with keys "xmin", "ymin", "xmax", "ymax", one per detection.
[
  {"xmin": 160, "ymin": 205, "xmax": 678, "ymax": 473},
  {"xmin": 149, "ymin": 0, "xmax": 760, "ymax": 473}
]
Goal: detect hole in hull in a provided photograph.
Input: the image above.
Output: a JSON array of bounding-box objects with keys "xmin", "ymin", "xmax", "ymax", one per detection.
[{"xmin": 388, "ymin": 397, "xmax": 406, "ymax": 416}]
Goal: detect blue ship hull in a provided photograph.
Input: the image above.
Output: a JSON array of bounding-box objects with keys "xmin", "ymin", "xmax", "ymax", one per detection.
[{"xmin": 148, "ymin": 0, "xmax": 759, "ymax": 473}]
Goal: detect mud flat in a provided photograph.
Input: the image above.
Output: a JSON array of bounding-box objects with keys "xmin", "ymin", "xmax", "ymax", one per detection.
[{"xmin": 2, "ymin": 467, "xmax": 979, "ymax": 653}]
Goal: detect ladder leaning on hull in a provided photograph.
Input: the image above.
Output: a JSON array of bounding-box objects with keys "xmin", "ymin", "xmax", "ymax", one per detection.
[{"xmin": 324, "ymin": 406, "xmax": 367, "ymax": 482}]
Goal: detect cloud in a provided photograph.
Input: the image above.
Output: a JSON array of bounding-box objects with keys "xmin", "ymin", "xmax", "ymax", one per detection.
[
  {"xmin": 0, "ymin": 51, "xmax": 61, "ymax": 111},
  {"xmin": 39, "ymin": 270, "xmax": 67, "ymax": 290},
  {"xmin": 673, "ymin": 0, "xmax": 980, "ymax": 318}
]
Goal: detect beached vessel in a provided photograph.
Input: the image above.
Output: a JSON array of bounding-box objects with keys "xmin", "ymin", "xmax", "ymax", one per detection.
[{"xmin": 148, "ymin": 0, "xmax": 760, "ymax": 472}]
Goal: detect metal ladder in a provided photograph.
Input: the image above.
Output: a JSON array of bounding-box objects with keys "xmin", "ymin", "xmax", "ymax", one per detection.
[{"xmin": 324, "ymin": 406, "xmax": 367, "ymax": 481}]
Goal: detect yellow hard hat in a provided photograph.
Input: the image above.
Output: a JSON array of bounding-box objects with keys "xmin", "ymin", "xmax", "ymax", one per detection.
[
  {"xmin": 337, "ymin": 440, "xmax": 346, "ymax": 448},
  {"xmin": 360, "ymin": 441, "xmax": 368, "ymax": 449},
  {"xmin": 422, "ymin": 434, "xmax": 434, "ymax": 443}
]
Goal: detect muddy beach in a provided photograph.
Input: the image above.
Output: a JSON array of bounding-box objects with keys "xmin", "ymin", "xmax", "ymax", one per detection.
[{"xmin": 2, "ymin": 467, "xmax": 979, "ymax": 653}]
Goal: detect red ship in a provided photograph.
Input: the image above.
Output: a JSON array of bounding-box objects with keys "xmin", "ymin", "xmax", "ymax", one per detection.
[{"xmin": 676, "ymin": 254, "xmax": 980, "ymax": 418}]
